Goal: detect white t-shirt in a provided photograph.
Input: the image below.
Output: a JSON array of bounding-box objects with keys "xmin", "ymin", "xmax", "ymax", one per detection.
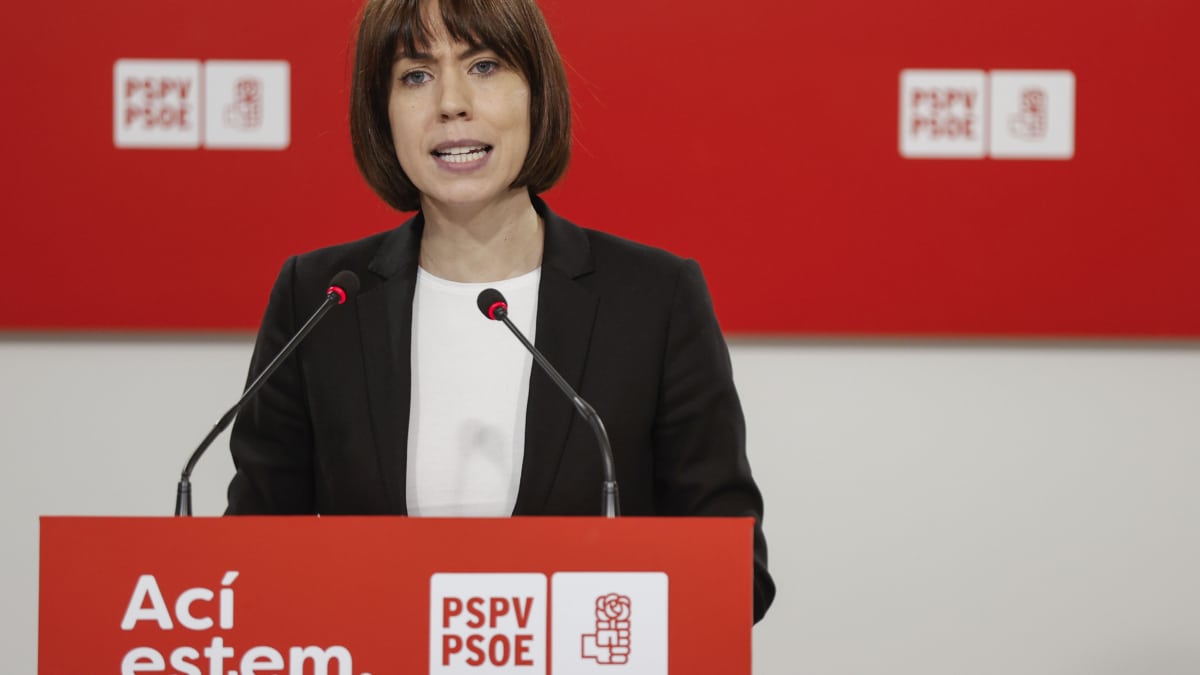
[{"xmin": 405, "ymin": 266, "xmax": 541, "ymax": 517}]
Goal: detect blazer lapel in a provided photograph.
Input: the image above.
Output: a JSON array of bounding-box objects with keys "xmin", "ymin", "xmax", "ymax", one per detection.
[
  {"xmin": 513, "ymin": 199, "xmax": 598, "ymax": 515},
  {"xmin": 359, "ymin": 214, "xmax": 423, "ymax": 515}
]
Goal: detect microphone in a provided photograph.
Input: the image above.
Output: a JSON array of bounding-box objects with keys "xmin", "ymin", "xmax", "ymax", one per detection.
[
  {"xmin": 476, "ymin": 288, "xmax": 620, "ymax": 518},
  {"xmin": 174, "ymin": 270, "xmax": 361, "ymax": 516}
]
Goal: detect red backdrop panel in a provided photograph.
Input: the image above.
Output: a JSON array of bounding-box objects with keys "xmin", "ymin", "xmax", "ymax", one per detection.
[{"xmin": 2, "ymin": 0, "xmax": 1198, "ymax": 336}]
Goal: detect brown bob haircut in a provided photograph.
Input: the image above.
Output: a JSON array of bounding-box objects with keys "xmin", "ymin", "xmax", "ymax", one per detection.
[{"xmin": 350, "ymin": 0, "xmax": 572, "ymax": 212}]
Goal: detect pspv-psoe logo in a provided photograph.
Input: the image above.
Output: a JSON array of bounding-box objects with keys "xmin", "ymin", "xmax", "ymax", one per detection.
[
  {"xmin": 430, "ymin": 573, "xmax": 548, "ymax": 674},
  {"xmin": 900, "ymin": 69, "xmax": 1075, "ymax": 159},
  {"xmin": 114, "ymin": 59, "xmax": 290, "ymax": 150},
  {"xmin": 430, "ymin": 572, "xmax": 667, "ymax": 674}
]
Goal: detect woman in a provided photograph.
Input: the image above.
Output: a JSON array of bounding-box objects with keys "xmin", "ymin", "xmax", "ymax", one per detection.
[{"xmin": 226, "ymin": 0, "xmax": 775, "ymax": 622}]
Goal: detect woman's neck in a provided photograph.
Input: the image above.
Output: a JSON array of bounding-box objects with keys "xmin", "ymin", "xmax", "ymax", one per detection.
[{"xmin": 417, "ymin": 190, "xmax": 544, "ymax": 283}]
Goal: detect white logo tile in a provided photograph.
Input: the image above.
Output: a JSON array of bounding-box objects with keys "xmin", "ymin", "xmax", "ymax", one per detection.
[
  {"xmin": 429, "ymin": 573, "xmax": 547, "ymax": 674},
  {"xmin": 114, "ymin": 59, "xmax": 202, "ymax": 149},
  {"xmin": 204, "ymin": 60, "xmax": 290, "ymax": 150},
  {"xmin": 900, "ymin": 69, "xmax": 988, "ymax": 158},
  {"xmin": 989, "ymin": 70, "xmax": 1075, "ymax": 159},
  {"xmin": 551, "ymin": 572, "xmax": 668, "ymax": 675}
]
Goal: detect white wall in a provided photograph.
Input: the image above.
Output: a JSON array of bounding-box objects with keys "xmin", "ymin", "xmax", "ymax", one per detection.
[{"xmin": 3, "ymin": 337, "xmax": 1198, "ymax": 673}]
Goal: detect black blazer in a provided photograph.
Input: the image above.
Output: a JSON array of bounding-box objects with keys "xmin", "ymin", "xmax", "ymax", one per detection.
[{"xmin": 226, "ymin": 197, "xmax": 775, "ymax": 622}]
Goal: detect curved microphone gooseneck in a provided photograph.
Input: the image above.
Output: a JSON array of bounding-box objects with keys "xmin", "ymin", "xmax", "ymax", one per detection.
[
  {"xmin": 174, "ymin": 270, "xmax": 361, "ymax": 516},
  {"xmin": 476, "ymin": 288, "xmax": 620, "ymax": 518}
]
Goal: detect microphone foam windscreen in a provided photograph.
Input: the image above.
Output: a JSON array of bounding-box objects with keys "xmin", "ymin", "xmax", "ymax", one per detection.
[
  {"xmin": 328, "ymin": 270, "xmax": 361, "ymax": 300},
  {"xmin": 476, "ymin": 288, "xmax": 507, "ymax": 320}
]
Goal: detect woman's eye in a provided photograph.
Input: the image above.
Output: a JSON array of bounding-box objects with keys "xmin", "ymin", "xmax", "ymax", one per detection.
[
  {"xmin": 400, "ymin": 71, "xmax": 431, "ymax": 86},
  {"xmin": 471, "ymin": 60, "xmax": 499, "ymax": 76}
]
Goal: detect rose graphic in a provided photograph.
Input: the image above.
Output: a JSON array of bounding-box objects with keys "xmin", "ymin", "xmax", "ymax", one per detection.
[{"xmin": 597, "ymin": 593, "xmax": 631, "ymax": 622}]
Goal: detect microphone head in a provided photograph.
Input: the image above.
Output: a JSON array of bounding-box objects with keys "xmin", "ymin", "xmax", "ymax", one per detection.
[
  {"xmin": 327, "ymin": 270, "xmax": 361, "ymax": 305},
  {"xmin": 476, "ymin": 288, "xmax": 508, "ymax": 321}
]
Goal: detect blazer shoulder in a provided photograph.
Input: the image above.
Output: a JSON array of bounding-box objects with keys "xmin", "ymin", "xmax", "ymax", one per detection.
[
  {"xmin": 532, "ymin": 196, "xmax": 691, "ymax": 285},
  {"xmin": 283, "ymin": 218, "xmax": 417, "ymax": 298},
  {"xmin": 581, "ymin": 227, "xmax": 692, "ymax": 284},
  {"xmin": 292, "ymin": 228, "xmax": 394, "ymax": 279}
]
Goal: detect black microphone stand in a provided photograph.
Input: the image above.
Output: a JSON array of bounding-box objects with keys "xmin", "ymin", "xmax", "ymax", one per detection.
[
  {"xmin": 488, "ymin": 302, "xmax": 620, "ymax": 518},
  {"xmin": 174, "ymin": 287, "xmax": 346, "ymax": 516}
]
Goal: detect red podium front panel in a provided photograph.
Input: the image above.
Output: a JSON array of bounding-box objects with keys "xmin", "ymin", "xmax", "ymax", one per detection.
[{"xmin": 39, "ymin": 516, "xmax": 752, "ymax": 674}]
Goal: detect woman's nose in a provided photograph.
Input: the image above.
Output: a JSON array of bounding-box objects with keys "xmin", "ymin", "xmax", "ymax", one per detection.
[{"xmin": 438, "ymin": 73, "xmax": 471, "ymax": 120}]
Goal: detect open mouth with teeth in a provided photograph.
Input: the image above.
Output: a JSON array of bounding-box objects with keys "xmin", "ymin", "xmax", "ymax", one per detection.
[{"xmin": 432, "ymin": 145, "xmax": 493, "ymax": 164}]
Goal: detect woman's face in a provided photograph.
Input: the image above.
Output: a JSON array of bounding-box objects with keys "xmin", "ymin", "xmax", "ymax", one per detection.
[{"xmin": 388, "ymin": 25, "xmax": 531, "ymax": 212}]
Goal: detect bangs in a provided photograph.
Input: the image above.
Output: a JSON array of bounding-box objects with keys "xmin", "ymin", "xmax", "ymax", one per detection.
[{"xmin": 395, "ymin": 0, "xmax": 529, "ymax": 71}]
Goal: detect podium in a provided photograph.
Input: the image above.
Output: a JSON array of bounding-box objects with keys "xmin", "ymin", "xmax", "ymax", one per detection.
[{"xmin": 39, "ymin": 516, "xmax": 752, "ymax": 674}]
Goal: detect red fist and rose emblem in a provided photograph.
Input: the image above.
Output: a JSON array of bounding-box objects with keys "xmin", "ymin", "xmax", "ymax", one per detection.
[{"xmin": 582, "ymin": 593, "xmax": 632, "ymax": 664}]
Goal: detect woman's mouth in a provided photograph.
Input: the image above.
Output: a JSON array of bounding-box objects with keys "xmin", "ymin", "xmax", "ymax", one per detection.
[{"xmin": 432, "ymin": 145, "xmax": 493, "ymax": 164}]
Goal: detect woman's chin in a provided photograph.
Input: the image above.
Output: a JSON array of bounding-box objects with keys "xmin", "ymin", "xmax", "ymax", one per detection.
[{"xmin": 419, "ymin": 185, "xmax": 529, "ymax": 213}]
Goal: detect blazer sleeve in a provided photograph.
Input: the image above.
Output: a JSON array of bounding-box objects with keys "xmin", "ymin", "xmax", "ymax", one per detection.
[
  {"xmin": 225, "ymin": 256, "xmax": 317, "ymax": 514},
  {"xmin": 652, "ymin": 259, "xmax": 776, "ymax": 623}
]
